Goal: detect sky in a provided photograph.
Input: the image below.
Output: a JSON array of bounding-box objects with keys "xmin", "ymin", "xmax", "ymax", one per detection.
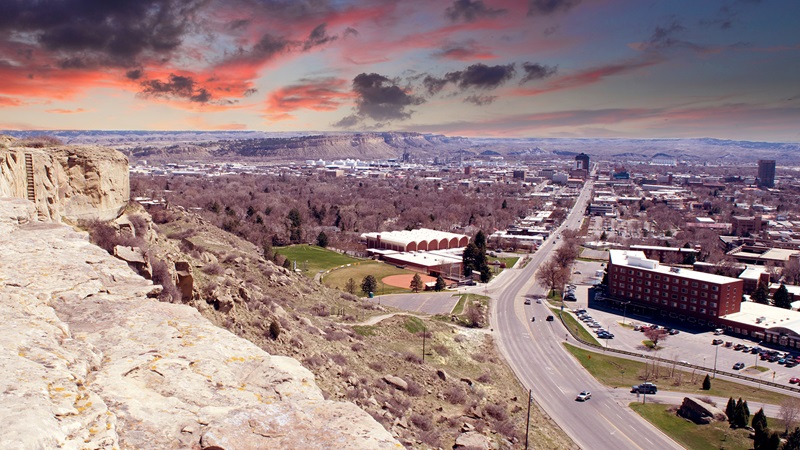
[{"xmin": 0, "ymin": 0, "xmax": 798, "ymax": 141}]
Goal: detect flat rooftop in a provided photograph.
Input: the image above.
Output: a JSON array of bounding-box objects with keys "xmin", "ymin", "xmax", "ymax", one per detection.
[
  {"xmin": 609, "ymin": 250, "xmax": 740, "ymax": 284},
  {"xmin": 721, "ymin": 301, "xmax": 800, "ymax": 335}
]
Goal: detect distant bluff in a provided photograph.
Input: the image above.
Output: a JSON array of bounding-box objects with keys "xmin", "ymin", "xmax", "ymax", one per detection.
[
  {"xmin": 0, "ymin": 135, "xmax": 129, "ymax": 221},
  {"xmin": 0, "ymin": 141, "xmax": 402, "ymax": 449}
]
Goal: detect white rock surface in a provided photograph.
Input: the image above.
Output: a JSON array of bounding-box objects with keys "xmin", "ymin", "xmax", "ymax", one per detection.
[
  {"xmin": 0, "ymin": 144, "xmax": 129, "ymax": 222},
  {"xmin": 0, "ymin": 197, "xmax": 401, "ymax": 450}
]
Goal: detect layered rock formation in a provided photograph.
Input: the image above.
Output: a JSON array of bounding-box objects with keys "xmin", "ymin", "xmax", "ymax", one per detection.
[
  {"xmin": 0, "ymin": 197, "xmax": 401, "ymax": 449},
  {"xmin": 0, "ymin": 137, "xmax": 129, "ymax": 221}
]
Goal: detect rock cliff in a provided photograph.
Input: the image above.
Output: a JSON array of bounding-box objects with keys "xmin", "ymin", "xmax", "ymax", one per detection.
[
  {"xmin": 0, "ymin": 197, "xmax": 401, "ymax": 449},
  {"xmin": 0, "ymin": 137, "xmax": 129, "ymax": 222}
]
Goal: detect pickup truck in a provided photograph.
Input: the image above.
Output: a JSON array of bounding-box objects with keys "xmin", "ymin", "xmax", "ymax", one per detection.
[{"xmin": 631, "ymin": 383, "xmax": 658, "ymax": 394}]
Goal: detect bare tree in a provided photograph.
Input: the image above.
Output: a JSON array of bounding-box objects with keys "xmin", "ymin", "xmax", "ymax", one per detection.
[
  {"xmin": 784, "ymin": 258, "xmax": 800, "ymax": 285},
  {"xmin": 781, "ymin": 397, "xmax": 800, "ymax": 435},
  {"xmin": 538, "ymin": 259, "xmax": 569, "ymax": 297}
]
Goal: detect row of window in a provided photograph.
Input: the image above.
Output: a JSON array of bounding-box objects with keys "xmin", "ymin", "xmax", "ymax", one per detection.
[
  {"xmin": 613, "ymin": 267, "xmax": 722, "ymax": 291},
  {"xmin": 612, "ymin": 282, "xmax": 720, "ymax": 301},
  {"xmin": 610, "ymin": 288, "xmax": 719, "ymax": 316}
]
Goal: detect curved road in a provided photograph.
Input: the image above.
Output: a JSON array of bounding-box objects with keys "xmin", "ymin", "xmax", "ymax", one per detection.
[{"xmin": 489, "ymin": 181, "xmax": 683, "ymax": 450}]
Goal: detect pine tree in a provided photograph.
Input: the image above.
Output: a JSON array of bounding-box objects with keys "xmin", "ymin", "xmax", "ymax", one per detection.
[
  {"xmin": 752, "ymin": 407, "xmax": 768, "ymax": 434},
  {"xmin": 702, "ymin": 374, "xmax": 711, "ymax": 390},
  {"xmin": 752, "ymin": 281, "xmax": 770, "ymax": 305},
  {"xmin": 316, "ymin": 231, "xmax": 328, "ymax": 248},
  {"xmin": 345, "ymin": 278, "xmax": 357, "ymax": 295},
  {"xmin": 784, "ymin": 427, "xmax": 800, "ymax": 450},
  {"xmin": 410, "ymin": 273, "xmax": 424, "ymax": 293},
  {"xmin": 774, "ymin": 284, "xmax": 791, "ymax": 309},
  {"xmin": 726, "ymin": 397, "xmax": 736, "ymax": 424},
  {"xmin": 361, "ymin": 275, "xmax": 377, "ymax": 296},
  {"xmin": 434, "ymin": 274, "xmax": 446, "ymax": 292}
]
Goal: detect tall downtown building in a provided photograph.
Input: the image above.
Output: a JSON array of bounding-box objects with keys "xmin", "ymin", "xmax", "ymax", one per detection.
[{"xmin": 758, "ymin": 160, "xmax": 776, "ymax": 188}]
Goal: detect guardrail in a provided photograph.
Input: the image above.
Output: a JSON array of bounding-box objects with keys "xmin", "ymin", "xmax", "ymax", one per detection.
[{"xmin": 557, "ymin": 311, "xmax": 800, "ymax": 394}]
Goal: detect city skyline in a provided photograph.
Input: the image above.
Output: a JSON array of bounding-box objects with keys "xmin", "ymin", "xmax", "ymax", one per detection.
[{"xmin": 0, "ymin": 0, "xmax": 798, "ymax": 141}]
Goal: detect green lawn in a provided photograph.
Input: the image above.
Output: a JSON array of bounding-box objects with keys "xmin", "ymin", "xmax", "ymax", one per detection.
[
  {"xmin": 556, "ymin": 309, "xmax": 600, "ymax": 346},
  {"xmin": 275, "ymin": 244, "xmax": 360, "ymax": 275},
  {"xmin": 321, "ymin": 260, "xmax": 416, "ymax": 295},
  {"xmin": 630, "ymin": 403, "xmax": 753, "ymax": 450},
  {"xmin": 564, "ymin": 344, "xmax": 793, "ymax": 405}
]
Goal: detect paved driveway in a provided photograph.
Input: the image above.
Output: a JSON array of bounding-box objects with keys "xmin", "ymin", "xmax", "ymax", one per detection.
[{"xmin": 370, "ymin": 292, "xmax": 461, "ymax": 315}]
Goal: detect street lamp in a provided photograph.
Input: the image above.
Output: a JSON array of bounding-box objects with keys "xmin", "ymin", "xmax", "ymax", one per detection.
[
  {"xmin": 621, "ymin": 301, "xmax": 630, "ymax": 325},
  {"xmin": 713, "ymin": 344, "xmax": 719, "ymax": 379}
]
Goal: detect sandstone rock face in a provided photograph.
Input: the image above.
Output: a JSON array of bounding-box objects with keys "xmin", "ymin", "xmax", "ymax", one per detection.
[
  {"xmin": 0, "ymin": 197, "xmax": 401, "ymax": 450},
  {"xmin": 0, "ymin": 141, "xmax": 129, "ymax": 222}
]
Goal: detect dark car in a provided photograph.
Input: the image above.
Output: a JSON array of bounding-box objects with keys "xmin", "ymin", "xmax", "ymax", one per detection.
[
  {"xmin": 733, "ymin": 362, "xmax": 745, "ymax": 370},
  {"xmin": 546, "ymin": 315, "xmax": 555, "ymax": 322}
]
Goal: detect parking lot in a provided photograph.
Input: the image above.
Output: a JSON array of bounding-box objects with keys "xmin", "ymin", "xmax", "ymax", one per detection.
[{"xmin": 564, "ymin": 273, "xmax": 800, "ymax": 386}]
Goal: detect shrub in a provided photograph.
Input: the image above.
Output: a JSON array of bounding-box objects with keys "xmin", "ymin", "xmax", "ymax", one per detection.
[
  {"xmin": 418, "ymin": 430, "xmax": 441, "ymax": 448},
  {"xmin": 410, "ymin": 413, "xmax": 432, "ymax": 431},
  {"xmin": 351, "ymin": 342, "xmax": 366, "ymax": 352},
  {"xmin": 454, "ymin": 334, "xmax": 467, "ymax": 343},
  {"xmin": 325, "ymin": 330, "xmax": 348, "ymax": 341},
  {"xmin": 289, "ymin": 336, "xmax": 304, "ymax": 348},
  {"xmin": 330, "ymin": 353, "xmax": 348, "ymax": 366},
  {"xmin": 368, "ymin": 361, "xmax": 384, "ymax": 372},
  {"xmin": 433, "ymin": 344, "xmax": 450, "ymax": 356},
  {"xmin": 406, "ymin": 379, "xmax": 423, "ymax": 397},
  {"xmin": 494, "ymin": 420, "xmax": 519, "ymax": 440},
  {"xmin": 484, "ymin": 403, "xmax": 508, "ymax": 421},
  {"xmin": 444, "ymin": 386, "xmax": 467, "ymax": 405},
  {"xmin": 477, "ymin": 372, "xmax": 492, "ymax": 384},
  {"xmin": 403, "ymin": 352, "xmax": 422, "ymax": 364},
  {"xmin": 128, "ymin": 214, "xmax": 148, "ymax": 237},
  {"xmin": 302, "ymin": 354, "xmax": 326, "ymax": 369},
  {"xmin": 201, "ymin": 263, "xmax": 224, "ymax": 275}
]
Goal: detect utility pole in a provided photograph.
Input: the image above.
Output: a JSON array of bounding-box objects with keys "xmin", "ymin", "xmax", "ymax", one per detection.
[
  {"xmin": 524, "ymin": 389, "xmax": 532, "ymax": 450},
  {"xmin": 422, "ymin": 325, "xmax": 427, "ymax": 363},
  {"xmin": 713, "ymin": 344, "xmax": 719, "ymax": 379}
]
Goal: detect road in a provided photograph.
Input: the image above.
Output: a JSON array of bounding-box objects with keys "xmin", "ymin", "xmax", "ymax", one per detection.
[{"xmin": 489, "ymin": 181, "xmax": 684, "ymax": 450}]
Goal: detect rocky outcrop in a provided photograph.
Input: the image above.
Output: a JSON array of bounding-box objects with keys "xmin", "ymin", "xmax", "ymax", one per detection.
[
  {"xmin": 0, "ymin": 197, "xmax": 401, "ymax": 449},
  {"xmin": 0, "ymin": 137, "xmax": 129, "ymax": 222},
  {"xmin": 677, "ymin": 397, "xmax": 727, "ymax": 424}
]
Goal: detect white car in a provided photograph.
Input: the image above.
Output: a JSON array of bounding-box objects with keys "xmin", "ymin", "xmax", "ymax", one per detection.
[{"xmin": 576, "ymin": 391, "xmax": 592, "ymax": 401}]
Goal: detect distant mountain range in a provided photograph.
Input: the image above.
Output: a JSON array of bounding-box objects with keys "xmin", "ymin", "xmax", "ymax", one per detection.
[{"xmin": 2, "ymin": 130, "xmax": 798, "ymax": 163}]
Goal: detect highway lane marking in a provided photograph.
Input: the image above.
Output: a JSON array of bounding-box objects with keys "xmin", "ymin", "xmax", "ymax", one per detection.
[{"xmin": 595, "ymin": 408, "xmax": 646, "ymax": 450}]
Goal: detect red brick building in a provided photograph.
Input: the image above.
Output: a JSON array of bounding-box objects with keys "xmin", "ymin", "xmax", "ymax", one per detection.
[{"xmin": 607, "ymin": 250, "xmax": 743, "ymax": 326}]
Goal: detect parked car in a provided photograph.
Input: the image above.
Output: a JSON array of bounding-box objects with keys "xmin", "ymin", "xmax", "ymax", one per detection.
[
  {"xmin": 712, "ymin": 339, "xmax": 724, "ymax": 345},
  {"xmin": 790, "ymin": 377, "xmax": 800, "ymax": 384},
  {"xmin": 524, "ymin": 298, "xmax": 531, "ymax": 305},
  {"xmin": 734, "ymin": 344, "xmax": 745, "ymax": 350},
  {"xmin": 576, "ymin": 391, "xmax": 592, "ymax": 401},
  {"xmin": 669, "ymin": 329, "xmax": 680, "ymax": 335},
  {"xmin": 787, "ymin": 361, "xmax": 798, "ymax": 368},
  {"xmin": 631, "ymin": 383, "xmax": 658, "ymax": 394},
  {"xmin": 733, "ymin": 362, "xmax": 745, "ymax": 370},
  {"xmin": 597, "ymin": 332, "xmax": 614, "ymax": 339}
]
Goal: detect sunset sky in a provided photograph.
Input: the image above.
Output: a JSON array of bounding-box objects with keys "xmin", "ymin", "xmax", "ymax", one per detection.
[{"xmin": 0, "ymin": 0, "xmax": 798, "ymax": 141}]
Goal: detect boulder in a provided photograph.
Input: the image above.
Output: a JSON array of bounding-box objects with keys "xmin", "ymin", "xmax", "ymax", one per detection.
[
  {"xmin": 677, "ymin": 397, "xmax": 727, "ymax": 425},
  {"xmin": 174, "ymin": 261, "xmax": 194, "ymax": 301},
  {"xmin": 383, "ymin": 375, "xmax": 408, "ymax": 391},
  {"xmin": 454, "ymin": 431, "xmax": 491, "ymax": 449}
]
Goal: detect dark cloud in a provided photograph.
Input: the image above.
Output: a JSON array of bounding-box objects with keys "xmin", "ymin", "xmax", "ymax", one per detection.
[
  {"xmin": 227, "ymin": 19, "xmax": 251, "ymax": 31},
  {"xmin": 303, "ymin": 23, "xmax": 337, "ymax": 51},
  {"xmin": 434, "ymin": 40, "xmax": 493, "ymax": 60},
  {"xmin": 251, "ymin": 33, "xmax": 292, "ymax": 60},
  {"xmin": 425, "ymin": 63, "xmax": 515, "ymax": 95},
  {"xmin": 334, "ymin": 73, "xmax": 424, "ymax": 127},
  {"xmin": 463, "ymin": 94, "xmax": 496, "ymax": 106},
  {"xmin": 521, "ymin": 62, "xmax": 557, "ymax": 83},
  {"xmin": 445, "ymin": 0, "xmax": 505, "ymax": 23},
  {"xmin": 0, "ymin": 0, "xmax": 205, "ymax": 68},
  {"xmin": 125, "ymin": 69, "xmax": 144, "ymax": 80},
  {"xmin": 527, "ymin": 0, "xmax": 582, "ymax": 16},
  {"xmin": 343, "ymin": 27, "xmax": 359, "ymax": 38},
  {"xmin": 140, "ymin": 74, "xmax": 212, "ymax": 103}
]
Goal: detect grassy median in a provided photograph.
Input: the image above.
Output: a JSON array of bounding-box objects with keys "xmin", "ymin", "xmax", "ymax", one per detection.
[
  {"xmin": 630, "ymin": 403, "xmax": 753, "ymax": 450},
  {"xmin": 564, "ymin": 343, "xmax": 792, "ymax": 405}
]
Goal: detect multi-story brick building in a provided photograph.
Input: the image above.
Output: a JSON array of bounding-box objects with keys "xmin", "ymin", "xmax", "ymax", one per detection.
[{"xmin": 607, "ymin": 250, "xmax": 743, "ymax": 327}]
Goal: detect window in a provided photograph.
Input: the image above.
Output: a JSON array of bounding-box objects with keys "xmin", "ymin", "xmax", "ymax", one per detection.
[
  {"xmin": 655, "ymin": 275, "xmax": 661, "ymax": 281},
  {"xmin": 672, "ymin": 286, "xmax": 679, "ymax": 292},
  {"xmin": 700, "ymin": 308, "xmax": 707, "ymax": 314},
  {"xmin": 629, "ymin": 269, "xmax": 634, "ymax": 275},
  {"xmin": 681, "ymin": 296, "xmax": 688, "ymax": 302},
  {"xmin": 663, "ymin": 276, "xmax": 669, "ymax": 283},
  {"xmin": 637, "ymin": 271, "xmax": 642, "ymax": 276},
  {"xmin": 710, "ymin": 302, "xmax": 717, "ymax": 308},
  {"xmin": 712, "ymin": 294, "xmax": 718, "ymax": 300},
  {"xmin": 691, "ymin": 290, "xmax": 697, "ymax": 296},
  {"xmin": 645, "ymin": 281, "xmax": 651, "ymax": 286},
  {"xmin": 682, "ymin": 280, "xmax": 688, "ymax": 286},
  {"xmin": 654, "ymin": 282, "xmax": 660, "ymax": 288},
  {"xmin": 628, "ymin": 277, "xmax": 633, "ymax": 282},
  {"xmin": 712, "ymin": 286, "xmax": 719, "ymax": 291},
  {"xmin": 611, "ymin": 282, "xmax": 617, "ymax": 287},
  {"xmin": 662, "ymin": 299, "xmax": 668, "ymax": 305},
  {"xmin": 681, "ymin": 288, "xmax": 687, "ymax": 294},
  {"xmin": 711, "ymin": 311, "xmax": 717, "ymax": 317},
  {"xmin": 671, "ymin": 301, "xmax": 678, "ymax": 307},
  {"xmin": 644, "ymin": 288, "xmax": 650, "ymax": 293},
  {"xmin": 689, "ymin": 306, "xmax": 695, "ymax": 311},
  {"xmin": 701, "ymin": 292, "xmax": 708, "ymax": 298},
  {"xmin": 692, "ymin": 282, "xmax": 698, "ymax": 287},
  {"xmin": 636, "ymin": 286, "xmax": 642, "ymax": 292},
  {"xmin": 680, "ymin": 304, "xmax": 687, "ymax": 310},
  {"xmin": 700, "ymin": 300, "xmax": 707, "ymax": 306},
  {"xmin": 671, "ymin": 294, "xmax": 678, "ymax": 300},
  {"xmin": 646, "ymin": 273, "xmax": 651, "ymax": 278},
  {"xmin": 663, "ymin": 291, "xmax": 669, "ymax": 297},
  {"xmin": 702, "ymin": 283, "xmax": 708, "ymax": 290}
]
